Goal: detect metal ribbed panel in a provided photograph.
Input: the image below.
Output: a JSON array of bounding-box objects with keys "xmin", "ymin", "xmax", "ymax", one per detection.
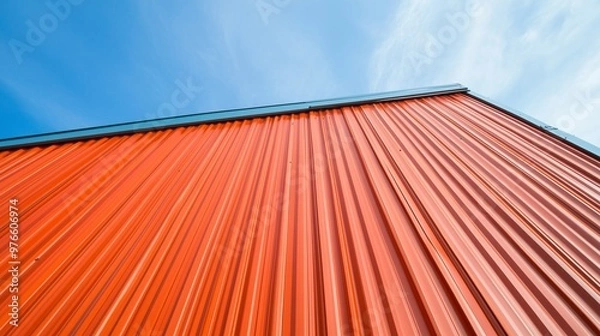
[{"xmin": 0, "ymin": 93, "xmax": 598, "ymax": 335}]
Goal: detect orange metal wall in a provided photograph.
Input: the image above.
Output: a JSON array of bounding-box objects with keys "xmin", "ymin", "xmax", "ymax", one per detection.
[{"xmin": 1, "ymin": 93, "xmax": 599, "ymax": 335}]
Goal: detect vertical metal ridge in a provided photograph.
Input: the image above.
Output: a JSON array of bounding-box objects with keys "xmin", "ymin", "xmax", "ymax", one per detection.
[
  {"xmin": 367, "ymin": 102, "xmax": 505, "ymax": 334},
  {"xmin": 1, "ymin": 93, "xmax": 598, "ymax": 335},
  {"xmin": 354, "ymin": 102, "xmax": 501, "ymax": 334}
]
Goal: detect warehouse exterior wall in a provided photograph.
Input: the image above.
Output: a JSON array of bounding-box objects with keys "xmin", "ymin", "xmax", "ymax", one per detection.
[{"xmin": 0, "ymin": 92, "xmax": 599, "ymax": 334}]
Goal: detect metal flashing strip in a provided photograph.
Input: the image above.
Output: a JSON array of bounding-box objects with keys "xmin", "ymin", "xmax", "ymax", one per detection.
[
  {"xmin": 467, "ymin": 91, "xmax": 600, "ymax": 160},
  {"xmin": 0, "ymin": 84, "xmax": 467, "ymax": 150}
]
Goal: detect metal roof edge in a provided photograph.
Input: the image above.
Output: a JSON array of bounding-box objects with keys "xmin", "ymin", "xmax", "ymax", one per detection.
[
  {"xmin": 0, "ymin": 84, "xmax": 467, "ymax": 151},
  {"xmin": 467, "ymin": 91, "xmax": 600, "ymax": 160}
]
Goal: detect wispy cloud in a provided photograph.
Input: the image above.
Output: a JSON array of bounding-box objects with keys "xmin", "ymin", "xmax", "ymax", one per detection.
[
  {"xmin": 209, "ymin": 1, "xmax": 340, "ymax": 104},
  {"xmin": 2, "ymin": 1, "xmax": 598, "ymax": 146},
  {"xmin": 133, "ymin": 0, "xmax": 339, "ymax": 109},
  {"xmin": 0, "ymin": 75, "xmax": 98, "ymax": 134},
  {"xmin": 369, "ymin": 0, "xmax": 600, "ymax": 145}
]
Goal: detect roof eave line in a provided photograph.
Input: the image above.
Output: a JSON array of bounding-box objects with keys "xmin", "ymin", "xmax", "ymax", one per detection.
[{"xmin": 0, "ymin": 84, "xmax": 467, "ymax": 150}]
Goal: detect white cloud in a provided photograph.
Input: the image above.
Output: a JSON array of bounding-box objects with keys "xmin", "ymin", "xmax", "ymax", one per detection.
[
  {"xmin": 529, "ymin": 54, "xmax": 600, "ymax": 146},
  {"xmin": 368, "ymin": 0, "xmax": 600, "ymax": 146},
  {"xmin": 368, "ymin": 0, "xmax": 447, "ymax": 91},
  {"xmin": 204, "ymin": 1, "xmax": 340, "ymax": 104},
  {"xmin": 134, "ymin": 1, "xmax": 339, "ymax": 107}
]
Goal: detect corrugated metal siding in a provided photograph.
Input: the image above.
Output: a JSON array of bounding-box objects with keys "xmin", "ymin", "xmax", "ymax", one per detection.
[{"xmin": 0, "ymin": 93, "xmax": 599, "ymax": 335}]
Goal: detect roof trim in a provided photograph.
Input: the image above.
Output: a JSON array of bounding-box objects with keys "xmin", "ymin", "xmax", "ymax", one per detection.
[
  {"xmin": 467, "ymin": 91, "xmax": 600, "ymax": 160},
  {"xmin": 3, "ymin": 84, "xmax": 597, "ymax": 159},
  {"xmin": 0, "ymin": 84, "xmax": 467, "ymax": 150}
]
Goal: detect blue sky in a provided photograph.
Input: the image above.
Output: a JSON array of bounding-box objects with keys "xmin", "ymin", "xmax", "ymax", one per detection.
[{"xmin": 1, "ymin": 0, "xmax": 599, "ymax": 147}]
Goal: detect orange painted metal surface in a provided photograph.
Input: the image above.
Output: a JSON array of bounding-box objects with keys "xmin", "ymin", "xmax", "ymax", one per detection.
[{"xmin": 0, "ymin": 93, "xmax": 599, "ymax": 335}]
